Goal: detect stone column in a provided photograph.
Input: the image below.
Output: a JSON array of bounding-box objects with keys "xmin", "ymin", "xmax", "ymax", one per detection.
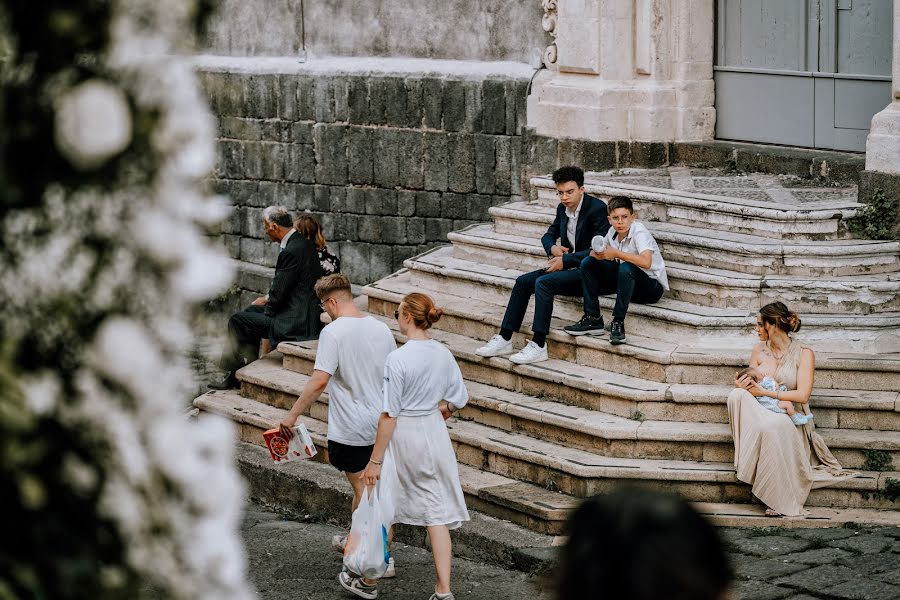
[
  {"xmin": 527, "ymin": 0, "xmax": 715, "ymax": 143},
  {"xmin": 865, "ymin": 1, "xmax": 900, "ymax": 175}
]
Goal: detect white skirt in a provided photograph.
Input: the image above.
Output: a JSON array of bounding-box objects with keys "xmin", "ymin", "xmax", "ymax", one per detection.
[{"xmin": 382, "ymin": 411, "xmax": 470, "ymax": 529}]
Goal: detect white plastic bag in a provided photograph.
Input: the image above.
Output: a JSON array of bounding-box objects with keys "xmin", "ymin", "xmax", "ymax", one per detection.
[{"xmin": 343, "ymin": 484, "xmax": 390, "ymax": 579}]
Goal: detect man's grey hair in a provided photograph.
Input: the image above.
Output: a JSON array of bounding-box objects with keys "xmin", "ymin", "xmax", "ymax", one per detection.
[{"xmin": 262, "ymin": 205, "xmax": 293, "ymax": 228}]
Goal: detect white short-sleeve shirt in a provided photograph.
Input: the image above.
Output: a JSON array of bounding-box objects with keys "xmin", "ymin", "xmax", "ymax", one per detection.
[
  {"xmin": 314, "ymin": 315, "xmax": 397, "ymax": 445},
  {"xmin": 604, "ymin": 220, "xmax": 669, "ymax": 290},
  {"xmin": 382, "ymin": 339, "xmax": 468, "ymax": 418}
]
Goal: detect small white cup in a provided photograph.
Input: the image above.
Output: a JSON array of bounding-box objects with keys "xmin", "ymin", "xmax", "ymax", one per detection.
[{"xmin": 591, "ymin": 235, "xmax": 607, "ymax": 253}]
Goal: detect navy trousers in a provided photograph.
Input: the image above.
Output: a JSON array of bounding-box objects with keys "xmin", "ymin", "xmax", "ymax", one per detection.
[
  {"xmin": 580, "ymin": 257, "xmax": 664, "ymax": 322},
  {"xmin": 500, "ymin": 267, "xmax": 583, "ymax": 336}
]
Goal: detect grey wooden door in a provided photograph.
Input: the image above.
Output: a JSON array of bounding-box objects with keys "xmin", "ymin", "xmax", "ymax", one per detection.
[{"xmin": 715, "ymin": 0, "xmax": 893, "ymax": 151}]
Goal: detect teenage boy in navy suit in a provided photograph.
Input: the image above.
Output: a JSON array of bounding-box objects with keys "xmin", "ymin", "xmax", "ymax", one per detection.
[{"xmin": 476, "ymin": 166, "xmax": 610, "ymax": 365}]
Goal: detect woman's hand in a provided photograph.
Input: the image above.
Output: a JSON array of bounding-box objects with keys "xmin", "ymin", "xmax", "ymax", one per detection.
[
  {"xmin": 439, "ymin": 404, "xmax": 453, "ymax": 421},
  {"xmin": 362, "ymin": 461, "xmax": 382, "ymax": 488}
]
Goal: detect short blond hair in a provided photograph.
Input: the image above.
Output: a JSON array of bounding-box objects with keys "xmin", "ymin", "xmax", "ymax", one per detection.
[{"xmin": 314, "ymin": 273, "xmax": 352, "ymax": 301}]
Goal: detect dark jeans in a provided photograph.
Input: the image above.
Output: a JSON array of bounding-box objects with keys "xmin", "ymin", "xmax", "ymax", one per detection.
[
  {"xmin": 500, "ymin": 267, "xmax": 583, "ymax": 336},
  {"xmin": 580, "ymin": 257, "xmax": 664, "ymax": 322},
  {"xmin": 220, "ymin": 304, "xmax": 272, "ymax": 374}
]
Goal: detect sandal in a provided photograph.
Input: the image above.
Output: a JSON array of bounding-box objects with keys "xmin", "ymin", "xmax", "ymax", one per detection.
[{"xmin": 764, "ymin": 508, "xmax": 782, "ymax": 517}]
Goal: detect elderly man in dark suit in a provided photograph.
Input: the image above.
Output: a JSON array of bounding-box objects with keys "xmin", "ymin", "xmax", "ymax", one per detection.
[
  {"xmin": 210, "ymin": 205, "xmax": 324, "ymax": 389},
  {"xmin": 476, "ymin": 166, "xmax": 610, "ymax": 365}
]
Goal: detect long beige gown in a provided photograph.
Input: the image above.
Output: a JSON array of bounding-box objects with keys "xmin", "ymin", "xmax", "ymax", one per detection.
[{"xmin": 727, "ymin": 340, "xmax": 854, "ymax": 516}]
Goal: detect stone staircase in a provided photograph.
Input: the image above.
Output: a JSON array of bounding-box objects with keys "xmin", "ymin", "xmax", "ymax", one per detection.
[{"xmin": 196, "ymin": 167, "xmax": 900, "ymax": 535}]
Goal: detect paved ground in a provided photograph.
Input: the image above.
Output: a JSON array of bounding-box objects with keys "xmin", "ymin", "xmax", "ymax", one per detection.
[
  {"xmin": 721, "ymin": 525, "xmax": 900, "ymax": 600},
  {"xmin": 239, "ymin": 502, "xmax": 900, "ymax": 600},
  {"xmin": 241, "ymin": 502, "xmax": 549, "ymax": 600}
]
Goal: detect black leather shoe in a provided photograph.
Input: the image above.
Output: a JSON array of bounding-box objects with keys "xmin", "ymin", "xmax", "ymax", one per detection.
[{"xmin": 208, "ymin": 372, "xmax": 239, "ymax": 390}]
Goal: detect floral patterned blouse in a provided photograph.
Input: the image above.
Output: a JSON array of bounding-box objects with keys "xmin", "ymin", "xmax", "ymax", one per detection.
[{"xmin": 318, "ymin": 245, "xmax": 340, "ymax": 275}]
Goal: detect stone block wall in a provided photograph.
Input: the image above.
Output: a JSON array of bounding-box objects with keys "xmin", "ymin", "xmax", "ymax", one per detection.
[
  {"xmin": 200, "ymin": 67, "xmax": 531, "ymax": 285},
  {"xmin": 203, "ymin": 0, "xmax": 547, "ymax": 63}
]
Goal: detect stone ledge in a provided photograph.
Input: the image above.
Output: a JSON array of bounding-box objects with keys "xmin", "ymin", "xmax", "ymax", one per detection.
[{"xmin": 193, "ymin": 55, "xmax": 535, "ymax": 80}]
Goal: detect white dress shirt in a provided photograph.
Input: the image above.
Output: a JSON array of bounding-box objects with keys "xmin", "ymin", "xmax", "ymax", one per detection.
[
  {"xmin": 564, "ymin": 200, "xmax": 582, "ymax": 248},
  {"xmin": 603, "ymin": 220, "xmax": 669, "ymax": 290}
]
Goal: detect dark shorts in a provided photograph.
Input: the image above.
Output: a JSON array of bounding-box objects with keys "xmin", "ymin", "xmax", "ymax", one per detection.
[{"xmin": 327, "ymin": 440, "xmax": 374, "ymax": 474}]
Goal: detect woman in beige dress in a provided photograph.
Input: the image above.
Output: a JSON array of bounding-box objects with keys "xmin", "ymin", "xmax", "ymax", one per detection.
[{"xmin": 728, "ymin": 302, "xmax": 852, "ymax": 516}]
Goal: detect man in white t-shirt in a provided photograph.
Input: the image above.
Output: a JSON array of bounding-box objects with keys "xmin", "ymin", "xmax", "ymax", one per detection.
[
  {"xmin": 563, "ymin": 196, "xmax": 669, "ymax": 345},
  {"xmin": 278, "ymin": 273, "xmax": 396, "ymax": 543}
]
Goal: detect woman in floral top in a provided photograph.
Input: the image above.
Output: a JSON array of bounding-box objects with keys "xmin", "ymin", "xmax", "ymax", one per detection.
[{"xmin": 295, "ymin": 215, "xmax": 341, "ymax": 275}]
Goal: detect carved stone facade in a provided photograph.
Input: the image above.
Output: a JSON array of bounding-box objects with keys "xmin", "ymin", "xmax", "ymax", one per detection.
[
  {"xmin": 527, "ymin": 0, "xmax": 715, "ymax": 143},
  {"xmin": 866, "ymin": 1, "xmax": 900, "ymax": 175},
  {"xmin": 529, "ymin": 0, "xmax": 900, "ymax": 178}
]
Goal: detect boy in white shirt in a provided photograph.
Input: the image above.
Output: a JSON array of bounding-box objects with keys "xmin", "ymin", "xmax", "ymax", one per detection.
[{"xmin": 564, "ymin": 196, "xmax": 668, "ymax": 345}]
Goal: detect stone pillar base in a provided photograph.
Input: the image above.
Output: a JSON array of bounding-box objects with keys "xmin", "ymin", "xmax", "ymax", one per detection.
[
  {"xmin": 866, "ymin": 103, "xmax": 900, "ymax": 175},
  {"xmin": 526, "ymin": 71, "xmax": 715, "ymax": 143}
]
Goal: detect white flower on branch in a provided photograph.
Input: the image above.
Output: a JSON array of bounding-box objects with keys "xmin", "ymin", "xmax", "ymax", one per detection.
[{"xmin": 54, "ymin": 79, "xmax": 133, "ymax": 170}]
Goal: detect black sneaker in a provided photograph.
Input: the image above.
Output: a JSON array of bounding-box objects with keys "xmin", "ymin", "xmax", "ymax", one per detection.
[
  {"xmin": 564, "ymin": 314, "xmax": 605, "ymax": 336},
  {"xmin": 609, "ymin": 320, "xmax": 626, "ymax": 345},
  {"xmin": 208, "ymin": 372, "xmax": 239, "ymax": 390}
]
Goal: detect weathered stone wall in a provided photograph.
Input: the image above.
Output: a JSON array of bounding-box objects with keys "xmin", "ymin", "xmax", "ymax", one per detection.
[
  {"xmin": 199, "ymin": 61, "xmax": 532, "ymax": 285},
  {"xmin": 203, "ymin": 0, "xmax": 548, "ymax": 63}
]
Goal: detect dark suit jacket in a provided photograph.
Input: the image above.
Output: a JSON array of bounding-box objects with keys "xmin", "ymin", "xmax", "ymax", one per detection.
[
  {"xmin": 265, "ymin": 231, "xmax": 325, "ymax": 343},
  {"xmin": 540, "ymin": 194, "xmax": 610, "ymax": 270}
]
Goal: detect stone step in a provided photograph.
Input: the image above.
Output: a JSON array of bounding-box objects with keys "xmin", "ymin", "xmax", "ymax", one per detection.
[
  {"xmin": 361, "ymin": 286, "xmax": 900, "ymax": 424},
  {"xmin": 530, "ymin": 172, "xmax": 861, "ymax": 240},
  {"xmin": 195, "ymin": 387, "xmax": 900, "ymax": 529},
  {"xmin": 256, "ymin": 351, "xmax": 900, "ymax": 471},
  {"xmin": 385, "ymin": 251, "xmax": 900, "ymax": 353},
  {"xmin": 448, "ymin": 224, "xmax": 900, "ymax": 314},
  {"xmin": 489, "ymin": 202, "xmax": 900, "ymax": 277},
  {"xmin": 198, "ymin": 381, "xmax": 900, "ymax": 514}
]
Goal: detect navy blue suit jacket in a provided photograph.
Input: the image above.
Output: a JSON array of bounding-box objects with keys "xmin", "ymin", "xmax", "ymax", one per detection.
[{"xmin": 540, "ymin": 194, "xmax": 610, "ymax": 270}]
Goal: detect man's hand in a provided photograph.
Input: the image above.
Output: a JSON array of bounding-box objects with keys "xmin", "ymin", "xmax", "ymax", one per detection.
[
  {"xmin": 252, "ymin": 296, "xmax": 267, "ymax": 306},
  {"xmin": 362, "ymin": 461, "xmax": 382, "ymax": 488},
  {"xmin": 439, "ymin": 404, "xmax": 453, "ymax": 421},
  {"xmin": 279, "ymin": 414, "xmax": 298, "ymax": 440},
  {"xmin": 546, "ymin": 255, "xmax": 565, "ymax": 272},
  {"xmin": 550, "ymin": 244, "xmax": 569, "ymax": 258}
]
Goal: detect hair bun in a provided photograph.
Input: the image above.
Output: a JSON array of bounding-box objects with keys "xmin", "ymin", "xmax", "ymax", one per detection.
[
  {"xmin": 787, "ymin": 312, "xmax": 801, "ymax": 333},
  {"xmin": 427, "ymin": 307, "xmax": 443, "ymax": 324}
]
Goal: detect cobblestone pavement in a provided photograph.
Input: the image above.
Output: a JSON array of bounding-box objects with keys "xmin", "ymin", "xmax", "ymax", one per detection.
[
  {"xmin": 239, "ymin": 502, "xmax": 900, "ymax": 600},
  {"xmin": 721, "ymin": 525, "xmax": 900, "ymax": 600},
  {"xmin": 241, "ymin": 502, "xmax": 550, "ymax": 600}
]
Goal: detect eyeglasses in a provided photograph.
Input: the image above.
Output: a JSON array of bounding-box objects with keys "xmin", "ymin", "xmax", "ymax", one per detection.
[
  {"xmin": 318, "ymin": 297, "xmax": 334, "ymax": 310},
  {"xmin": 609, "ymin": 215, "xmax": 631, "ymax": 223}
]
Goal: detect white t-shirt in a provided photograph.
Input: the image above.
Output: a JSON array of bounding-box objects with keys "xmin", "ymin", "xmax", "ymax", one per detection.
[
  {"xmin": 383, "ymin": 339, "xmax": 468, "ymax": 418},
  {"xmin": 603, "ymin": 220, "xmax": 669, "ymax": 290},
  {"xmin": 314, "ymin": 315, "xmax": 397, "ymax": 445}
]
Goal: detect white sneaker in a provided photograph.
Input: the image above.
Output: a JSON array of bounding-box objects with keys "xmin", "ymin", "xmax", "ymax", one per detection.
[
  {"xmin": 509, "ymin": 340, "xmax": 548, "ymax": 365},
  {"xmin": 475, "ymin": 334, "xmax": 514, "ymax": 357},
  {"xmin": 339, "ymin": 570, "xmax": 377, "ymax": 599},
  {"xmin": 383, "ymin": 556, "xmax": 395, "ymax": 578}
]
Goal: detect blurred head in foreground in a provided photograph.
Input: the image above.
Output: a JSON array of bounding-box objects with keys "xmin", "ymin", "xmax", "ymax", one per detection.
[{"xmin": 557, "ymin": 487, "xmax": 733, "ymax": 600}]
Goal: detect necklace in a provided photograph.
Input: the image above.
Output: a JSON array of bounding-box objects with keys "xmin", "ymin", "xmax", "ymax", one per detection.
[{"xmin": 766, "ymin": 339, "xmax": 792, "ymax": 363}]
